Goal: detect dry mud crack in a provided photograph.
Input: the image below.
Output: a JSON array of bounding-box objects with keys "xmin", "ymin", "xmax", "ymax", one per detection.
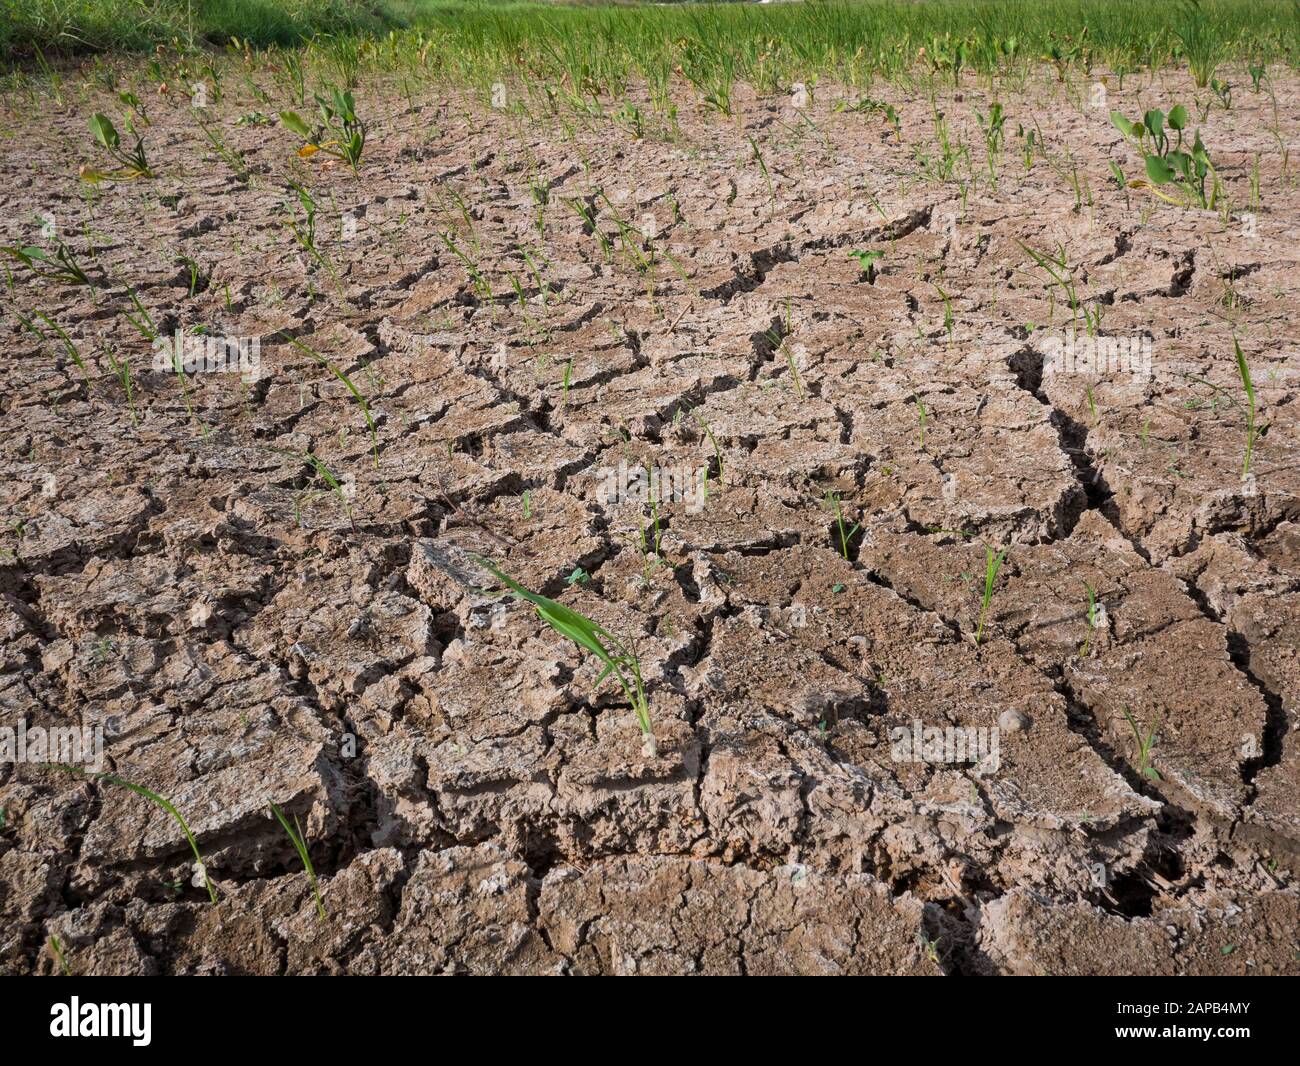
[{"xmin": 1, "ymin": 68, "xmax": 1298, "ymax": 975}]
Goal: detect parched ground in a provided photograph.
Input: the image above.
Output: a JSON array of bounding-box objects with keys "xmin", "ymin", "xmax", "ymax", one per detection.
[{"xmin": 1, "ymin": 60, "xmax": 1298, "ymax": 975}]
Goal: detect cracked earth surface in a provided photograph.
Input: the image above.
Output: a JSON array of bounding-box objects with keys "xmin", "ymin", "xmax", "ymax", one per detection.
[{"xmin": 1, "ymin": 64, "xmax": 1298, "ymax": 974}]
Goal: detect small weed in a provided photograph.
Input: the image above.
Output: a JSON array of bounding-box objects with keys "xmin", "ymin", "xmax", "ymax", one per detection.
[
  {"xmin": 83, "ymin": 113, "xmax": 153, "ymax": 180},
  {"xmin": 281, "ymin": 88, "xmax": 366, "ymax": 171},
  {"xmin": 476, "ymin": 558, "xmax": 655, "ymax": 755},
  {"xmin": 49, "ymin": 935, "xmax": 71, "ymax": 975},
  {"xmin": 1111, "ymin": 105, "xmax": 1215, "ymax": 209},
  {"xmin": 270, "ymin": 803, "xmax": 326, "ymax": 921},
  {"xmin": 1120, "ymin": 706, "xmax": 1161, "ymax": 782},
  {"xmin": 3, "ymin": 236, "xmax": 94, "ymax": 289},
  {"xmin": 822, "ymin": 491, "xmax": 861, "ymax": 560},
  {"xmin": 847, "ymin": 249, "xmax": 883, "ymax": 283}
]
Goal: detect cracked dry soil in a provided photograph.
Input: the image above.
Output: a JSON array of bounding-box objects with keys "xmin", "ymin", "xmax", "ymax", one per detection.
[{"xmin": 1, "ymin": 65, "xmax": 1298, "ymax": 976}]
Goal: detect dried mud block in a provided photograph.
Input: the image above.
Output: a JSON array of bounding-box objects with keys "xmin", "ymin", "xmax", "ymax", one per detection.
[
  {"xmin": 539, "ymin": 856, "xmax": 938, "ymax": 975},
  {"xmin": 977, "ymin": 888, "xmax": 1300, "ymax": 976},
  {"xmin": 4, "ymin": 484, "xmax": 158, "ymax": 567},
  {"xmin": 71, "ymin": 648, "xmax": 348, "ymax": 880},
  {"xmin": 283, "ymin": 848, "xmax": 408, "ymax": 973},
  {"xmin": 1084, "ymin": 376, "xmax": 1300, "ymax": 564},
  {"xmin": 352, "ymin": 846, "xmax": 557, "ymax": 975},
  {"xmin": 1177, "ymin": 525, "xmax": 1300, "ymax": 858},
  {"xmin": 861, "ymin": 513, "xmax": 1268, "ymax": 824},
  {"xmin": 242, "ymin": 569, "xmax": 434, "ymax": 704}
]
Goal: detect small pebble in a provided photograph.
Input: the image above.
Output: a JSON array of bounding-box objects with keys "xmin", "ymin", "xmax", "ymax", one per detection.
[{"xmin": 999, "ymin": 708, "xmax": 1031, "ymax": 733}]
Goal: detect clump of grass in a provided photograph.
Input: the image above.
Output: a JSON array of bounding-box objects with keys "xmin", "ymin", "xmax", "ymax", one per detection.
[
  {"xmin": 822, "ymin": 490, "xmax": 862, "ymax": 560},
  {"xmin": 976, "ymin": 543, "xmax": 1008, "ymax": 646},
  {"xmin": 476, "ymin": 557, "xmax": 656, "ymax": 756},
  {"xmin": 1120, "ymin": 706, "xmax": 1161, "ymax": 782},
  {"xmin": 270, "ymin": 803, "xmax": 326, "ymax": 921},
  {"xmin": 1173, "ymin": 0, "xmax": 1224, "ymax": 89}
]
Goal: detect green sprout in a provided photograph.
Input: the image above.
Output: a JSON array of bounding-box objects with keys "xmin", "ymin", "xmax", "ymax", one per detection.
[
  {"xmin": 822, "ymin": 491, "xmax": 862, "ymax": 560},
  {"xmin": 1234, "ymin": 337, "xmax": 1258, "ymax": 481},
  {"xmin": 476, "ymin": 558, "xmax": 655, "ymax": 755},
  {"xmin": 1120, "ymin": 706, "xmax": 1161, "ymax": 782},
  {"xmin": 976, "ymin": 543, "xmax": 1008, "ymax": 647},
  {"xmin": 270, "ymin": 802, "xmax": 326, "ymax": 921},
  {"xmin": 84, "ymin": 113, "xmax": 153, "ymax": 180},
  {"xmin": 913, "ymin": 390, "xmax": 928, "ymax": 447},
  {"xmin": 49, "ymin": 936, "xmax": 71, "ymax": 975},
  {"xmin": 847, "ymin": 249, "xmax": 883, "ymax": 283}
]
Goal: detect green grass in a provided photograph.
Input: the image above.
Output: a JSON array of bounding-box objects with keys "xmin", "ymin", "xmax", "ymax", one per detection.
[
  {"xmin": 49, "ymin": 934, "xmax": 71, "ymax": 975},
  {"xmin": 476, "ymin": 556, "xmax": 656, "ymax": 753},
  {"xmin": 975, "ymin": 543, "xmax": 1007, "ymax": 647},
  {"xmin": 1, "ymin": 0, "xmax": 394, "ymax": 61},
  {"xmin": 270, "ymin": 802, "xmax": 326, "ymax": 920},
  {"xmin": 5, "ymin": 1, "xmax": 1298, "ymax": 79},
  {"xmin": 1120, "ymin": 706, "xmax": 1162, "ymax": 782}
]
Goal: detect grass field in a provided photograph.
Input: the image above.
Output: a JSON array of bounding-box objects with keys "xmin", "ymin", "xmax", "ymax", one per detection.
[{"xmin": 4, "ymin": 0, "xmax": 1299, "ymax": 82}]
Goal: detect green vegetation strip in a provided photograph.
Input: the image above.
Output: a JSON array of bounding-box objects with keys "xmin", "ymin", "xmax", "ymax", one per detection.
[{"xmin": 5, "ymin": 1, "xmax": 1299, "ymax": 77}]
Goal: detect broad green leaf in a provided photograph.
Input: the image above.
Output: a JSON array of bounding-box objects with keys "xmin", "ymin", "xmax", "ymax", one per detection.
[
  {"xmin": 279, "ymin": 110, "xmax": 312, "ymax": 139},
  {"xmin": 89, "ymin": 112, "xmax": 118, "ymax": 150},
  {"xmin": 1144, "ymin": 154, "xmax": 1175, "ymax": 184},
  {"xmin": 1168, "ymin": 104, "xmax": 1188, "ymax": 130}
]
